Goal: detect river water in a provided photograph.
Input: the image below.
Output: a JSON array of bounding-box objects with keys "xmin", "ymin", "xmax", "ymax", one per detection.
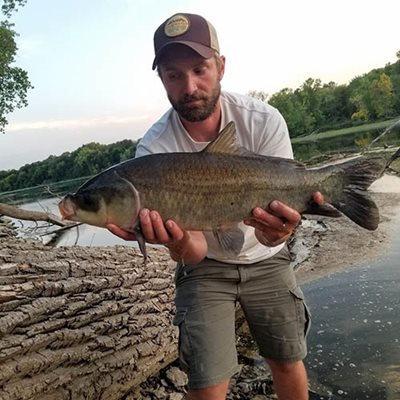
[{"xmin": 304, "ymin": 223, "xmax": 400, "ymax": 399}]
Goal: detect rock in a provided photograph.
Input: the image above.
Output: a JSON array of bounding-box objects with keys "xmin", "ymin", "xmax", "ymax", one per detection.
[
  {"xmin": 153, "ymin": 386, "xmax": 167, "ymax": 399},
  {"xmin": 169, "ymin": 393, "xmax": 184, "ymax": 400},
  {"xmin": 166, "ymin": 366, "xmax": 188, "ymax": 388}
]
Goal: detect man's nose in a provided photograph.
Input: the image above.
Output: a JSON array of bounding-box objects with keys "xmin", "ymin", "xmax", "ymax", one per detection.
[{"xmin": 183, "ymin": 75, "xmax": 198, "ymax": 95}]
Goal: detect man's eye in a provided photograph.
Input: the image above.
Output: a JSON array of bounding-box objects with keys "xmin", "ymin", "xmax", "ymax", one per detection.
[
  {"xmin": 167, "ymin": 73, "xmax": 179, "ymax": 80},
  {"xmin": 194, "ymin": 67, "xmax": 205, "ymax": 75}
]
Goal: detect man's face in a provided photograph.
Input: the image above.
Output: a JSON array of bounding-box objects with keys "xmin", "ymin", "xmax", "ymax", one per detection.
[{"xmin": 158, "ymin": 45, "xmax": 225, "ymax": 122}]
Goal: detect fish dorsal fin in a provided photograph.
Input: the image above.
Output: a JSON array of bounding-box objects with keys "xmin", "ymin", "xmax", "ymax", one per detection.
[{"xmin": 202, "ymin": 121, "xmax": 251, "ymax": 156}]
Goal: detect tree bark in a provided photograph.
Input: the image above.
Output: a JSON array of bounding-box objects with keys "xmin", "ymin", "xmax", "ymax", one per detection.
[{"xmin": 0, "ymin": 222, "xmax": 178, "ymax": 400}]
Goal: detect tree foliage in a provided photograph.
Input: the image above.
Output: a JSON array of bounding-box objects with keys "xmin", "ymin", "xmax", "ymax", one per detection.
[
  {"xmin": 250, "ymin": 53, "xmax": 400, "ymax": 137},
  {"xmin": 1, "ymin": 0, "xmax": 26, "ymax": 18},
  {"xmin": 0, "ymin": 139, "xmax": 138, "ymax": 192},
  {"xmin": 0, "ymin": 0, "xmax": 32, "ymax": 134}
]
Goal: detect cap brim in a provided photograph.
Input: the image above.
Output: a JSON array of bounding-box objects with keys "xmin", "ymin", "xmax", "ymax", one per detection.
[{"xmin": 152, "ymin": 41, "xmax": 216, "ymax": 70}]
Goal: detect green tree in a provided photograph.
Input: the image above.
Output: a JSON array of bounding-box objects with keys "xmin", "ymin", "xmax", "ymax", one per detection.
[
  {"xmin": 350, "ymin": 92, "xmax": 370, "ymax": 121},
  {"xmin": 297, "ymin": 78, "xmax": 323, "ymax": 126},
  {"xmin": 0, "ymin": 139, "xmax": 138, "ymax": 191},
  {"xmin": 350, "ymin": 72, "xmax": 396, "ymax": 121},
  {"xmin": 370, "ymin": 73, "xmax": 395, "ymax": 118},
  {"xmin": 318, "ymin": 82, "xmax": 353, "ymax": 125},
  {"xmin": 268, "ymin": 88, "xmax": 315, "ymax": 136},
  {"xmin": 391, "ymin": 74, "xmax": 400, "ymax": 113},
  {"xmin": 0, "ymin": 0, "xmax": 32, "ymax": 133},
  {"xmin": 1, "ymin": 0, "xmax": 27, "ymax": 17}
]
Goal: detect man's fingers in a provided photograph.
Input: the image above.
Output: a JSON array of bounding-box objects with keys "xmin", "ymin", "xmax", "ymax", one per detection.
[
  {"xmin": 107, "ymin": 209, "xmax": 186, "ymax": 247},
  {"xmin": 143, "ymin": 210, "xmax": 184, "ymax": 245},
  {"xmin": 244, "ymin": 202, "xmax": 302, "ymax": 248},
  {"xmin": 106, "ymin": 224, "xmax": 137, "ymax": 241},
  {"xmin": 149, "ymin": 210, "xmax": 172, "ymax": 243},
  {"xmin": 249, "ymin": 205, "xmax": 299, "ymax": 231},
  {"xmin": 269, "ymin": 201, "xmax": 301, "ymax": 226},
  {"xmin": 165, "ymin": 220, "xmax": 185, "ymax": 242},
  {"xmin": 313, "ymin": 191, "xmax": 325, "ymax": 205},
  {"xmin": 139, "ymin": 209, "xmax": 156, "ymax": 241}
]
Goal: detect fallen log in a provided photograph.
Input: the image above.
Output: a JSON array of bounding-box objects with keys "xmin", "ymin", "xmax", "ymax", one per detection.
[{"xmin": 0, "ymin": 227, "xmax": 178, "ymax": 400}]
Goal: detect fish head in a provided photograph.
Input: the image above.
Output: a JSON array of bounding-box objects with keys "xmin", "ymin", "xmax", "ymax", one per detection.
[
  {"xmin": 58, "ymin": 194, "xmax": 79, "ymax": 220},
  {"xmin": 58, "ymin": 188, "xmax": 110, "ymax": 227},
  {"xmin": 58, "ymin": 171, "xmax": 141, "ymax": 230}
]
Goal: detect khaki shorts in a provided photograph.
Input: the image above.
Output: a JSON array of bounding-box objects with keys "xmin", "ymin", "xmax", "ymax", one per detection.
[{"xmin": 173, "ymin": 246, "xmax": 311, "ymax": 389}]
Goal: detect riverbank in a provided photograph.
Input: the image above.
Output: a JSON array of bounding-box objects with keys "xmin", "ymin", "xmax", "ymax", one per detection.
[{"xmin": 294, "ymin": 175, "xmax": 400, "ymax": 285}]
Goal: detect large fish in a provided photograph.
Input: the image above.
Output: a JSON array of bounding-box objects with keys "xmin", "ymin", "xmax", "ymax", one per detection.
[{"xmin": 59, "ymin": 122, "xmax": 399, "ymax": 260}]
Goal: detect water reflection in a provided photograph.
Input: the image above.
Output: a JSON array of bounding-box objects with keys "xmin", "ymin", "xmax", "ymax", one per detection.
[
  {"xmin": 304, "ymin": 223, "xmax": 400, "ymax": 399},
  {"xmin": 293, "ymin": 125, "xmax": 400, "ymax": 162}
]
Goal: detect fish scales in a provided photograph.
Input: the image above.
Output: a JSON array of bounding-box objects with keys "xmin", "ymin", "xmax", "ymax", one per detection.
[{"xmin": 115, "ymin": 151, "xmax": 338, "ymax": 230}]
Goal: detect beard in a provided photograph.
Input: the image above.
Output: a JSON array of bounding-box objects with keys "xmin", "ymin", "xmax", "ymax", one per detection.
[{"xmin": 168, "ymin": 82, "xmax": 221, "ymax": 122}]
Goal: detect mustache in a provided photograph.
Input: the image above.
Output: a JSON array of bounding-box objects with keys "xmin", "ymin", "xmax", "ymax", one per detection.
[{"xmin": 180, "ymin": 93, "xmax": 208, "ymax": 104}]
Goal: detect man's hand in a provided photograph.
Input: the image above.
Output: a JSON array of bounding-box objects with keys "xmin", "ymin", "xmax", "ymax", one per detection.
[
  {"xmin": 107, "ymin": 208, "xmax": 207, "ymax": 264},
  {"xmin": 244, "ymin": 192, "xmax": 324, "ymax": 247}
]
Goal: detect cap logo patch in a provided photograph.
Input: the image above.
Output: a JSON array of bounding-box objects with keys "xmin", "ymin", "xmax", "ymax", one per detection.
[{"xmin": 164, "ymin": 14, "xmax": 190, "ymax": 37}]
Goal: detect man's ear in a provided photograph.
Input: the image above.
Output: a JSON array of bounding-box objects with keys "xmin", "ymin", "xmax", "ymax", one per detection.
[{"xmin": 218, "ymin": 55, "xmax": 226, "ymax": 81}]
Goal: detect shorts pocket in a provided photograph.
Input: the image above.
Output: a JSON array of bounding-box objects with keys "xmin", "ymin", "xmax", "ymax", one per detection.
[
  {"xmin": 172, "ymin": 309, "xmax": 190, "ymax": 372},
  {"xmin": 173, "ymin": 309, "xmax": 186, "ymax": 326},
  {"xmin": 289, "ymin": 286, "xmax": 312, "ymax": 339}
]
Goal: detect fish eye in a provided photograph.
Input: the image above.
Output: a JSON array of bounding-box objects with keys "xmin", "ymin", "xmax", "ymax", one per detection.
[
  {"xmin": 82, "ymin": 194, "xmax": 94, "ymax": 207},
  {"xmin": 78, "ymin": 192, "xmax": 99, "ymax": 211}
]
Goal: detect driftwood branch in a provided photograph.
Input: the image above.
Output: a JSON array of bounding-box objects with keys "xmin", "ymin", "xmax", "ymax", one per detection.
[{"xmin": 0, "ymin": 203, "xmax": 74, "ymax": 228}]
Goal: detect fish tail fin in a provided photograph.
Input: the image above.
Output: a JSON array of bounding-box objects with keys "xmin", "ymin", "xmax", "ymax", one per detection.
[
  {"xmin": 336, "ymin": 188, "xmax": 379, "ymax": 230},
  {"xmin": 333, "ymin": 157, "xmax": 387, "ymax": 230}
]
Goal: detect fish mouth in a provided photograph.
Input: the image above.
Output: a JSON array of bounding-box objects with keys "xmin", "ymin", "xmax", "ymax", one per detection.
[{"xmin": 58, "ymin": 196, "xmax": 77, "ymax": 220}]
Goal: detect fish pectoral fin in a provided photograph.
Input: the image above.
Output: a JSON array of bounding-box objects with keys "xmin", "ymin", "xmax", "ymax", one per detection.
[
  {"xmin": 213, "ymin": 226, "xmax": 244, "ymax": 256},
  {"xmin": 305, "ymin": 201, "xmax": 342, "ymax": 218}
]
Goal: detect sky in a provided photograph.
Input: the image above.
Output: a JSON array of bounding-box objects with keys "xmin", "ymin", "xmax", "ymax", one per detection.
[{"xmin": 1, "ymin": 0, "xmax": 399, "ymax": 171}]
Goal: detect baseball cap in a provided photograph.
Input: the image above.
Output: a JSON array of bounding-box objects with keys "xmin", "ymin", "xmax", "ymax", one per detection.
[{"xmin": 152, "ymin": 13, "xmax": 220, "ymax": 70}]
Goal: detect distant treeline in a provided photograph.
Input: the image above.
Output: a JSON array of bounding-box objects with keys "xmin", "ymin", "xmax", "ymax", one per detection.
[
  {"xmin": 0, "ymin": 139, "xmax": 138, "ymax": 192},
  {"xmin": 249, "ymin": 52, "xmax": 400, "ymax": 137},
  {"xmin": 2, "ymin": 53, "xmax": 400, "ymax": 193}
]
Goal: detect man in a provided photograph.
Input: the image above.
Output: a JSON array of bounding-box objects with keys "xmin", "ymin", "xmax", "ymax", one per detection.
[{"xmin": 109, "ymin": 12, "xmax": 323, "ymax": 400}]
